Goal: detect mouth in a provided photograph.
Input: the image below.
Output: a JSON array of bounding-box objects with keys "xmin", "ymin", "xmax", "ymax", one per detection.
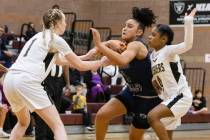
[{"xmin": 122, "ymin": 32, "xmax": 126, "ymax": 35}]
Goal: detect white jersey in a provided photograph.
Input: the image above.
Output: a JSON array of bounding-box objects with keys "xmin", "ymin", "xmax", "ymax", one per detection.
[
  {"xmin": 151, "ymin": 16, "xmax": 193, "ymax": 100},
  {"xmin": 10, "ymin": 30, "xmax": 72, "ymax": 82}
]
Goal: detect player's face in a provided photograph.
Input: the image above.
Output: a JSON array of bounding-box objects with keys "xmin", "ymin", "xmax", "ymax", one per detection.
[
  {"xmin": 55, "ymin": 13, "xmax": 66, "ymax": 35},
  {"xmin": 121, "ymin": 19, "xmax": 142, "ymax": 42},
  {"xmin": 148, "ymin": 27, "xmax": 163, "ymax": 50},
  {"xmin": 76, "ymin": 86, "xmax": 83, "ymax": 95},
  {"xmin": 196, "ymin": 92, "xmax": 202, "ymax": 98}
]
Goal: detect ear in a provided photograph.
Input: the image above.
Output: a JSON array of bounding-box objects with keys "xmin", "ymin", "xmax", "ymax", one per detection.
[
  {"xmin": 136, "ymin": 29, "xmax": 143, "ymax": 36},
  {"xmin": 161, "ymin": 35, "xmax": 168, "ymax": 44}
]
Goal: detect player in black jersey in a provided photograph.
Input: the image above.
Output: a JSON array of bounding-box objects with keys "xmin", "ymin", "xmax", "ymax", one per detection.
[{"xmin": 91, "ymin": 7, "xmax": 161, "ymax": 140}]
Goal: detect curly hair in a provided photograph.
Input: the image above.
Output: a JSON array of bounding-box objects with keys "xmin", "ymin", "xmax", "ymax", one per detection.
[{"xmin": 132, "ymin": 7, "xmax": 157, "ymax": 32}]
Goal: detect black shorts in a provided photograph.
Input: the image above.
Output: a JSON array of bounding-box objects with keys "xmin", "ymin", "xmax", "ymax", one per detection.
[{"xmin": 115, "ymin": 88, "xmax": 162, "ymax": 129}]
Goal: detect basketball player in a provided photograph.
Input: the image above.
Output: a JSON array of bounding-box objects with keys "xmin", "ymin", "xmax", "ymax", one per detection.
[
  {"xmin": 91, "ymin": 7, "xmax": 162, "ymax": 140},
  {"xmin": 3, "ymin": 9, "xmax": 104, "ymax": 140},
  {"xmin": 147, "ymin": 9, "xmax": 196, "ymax": 140}
]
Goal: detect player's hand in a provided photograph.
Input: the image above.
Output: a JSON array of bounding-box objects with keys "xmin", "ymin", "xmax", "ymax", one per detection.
[
  {"xmin": 91, "ymin": 28, "xmax": 101, "ymax": 48},
  {"xmin": 106, "ymin": 40, "xmax": 127, "ymax": 53},
  {"xmin": 86, "ymin": 48, "xmax": 100, "ymax": 60},
  {"xmin": 63, "ymin": 85, "xmax": 71, "ymax": 96},
  {"xmin": 185, "ymin": 8, "xmax": 196, "ymax": 17}
]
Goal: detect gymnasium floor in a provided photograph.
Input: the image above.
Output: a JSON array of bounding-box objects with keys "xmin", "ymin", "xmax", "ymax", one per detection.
[{"xmin": 0, "ymin": 130, "xmax": 209, "ymax": 140}]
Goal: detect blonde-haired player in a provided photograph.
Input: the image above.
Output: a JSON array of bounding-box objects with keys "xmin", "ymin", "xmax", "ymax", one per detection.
[{"xmin": 3, "ymin": 9, "xmax": 105, "ymax": 140}]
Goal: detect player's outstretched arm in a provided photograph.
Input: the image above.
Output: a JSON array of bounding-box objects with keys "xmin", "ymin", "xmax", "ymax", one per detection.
[{"xmin": 167, "ymin": 8, "xmax": 196, "ymax": 56}]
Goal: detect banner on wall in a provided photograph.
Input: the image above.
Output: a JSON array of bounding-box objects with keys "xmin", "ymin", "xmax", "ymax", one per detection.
[{"xmin": 170, "ymin": 0, "xmax": 210, "ymax": 26}]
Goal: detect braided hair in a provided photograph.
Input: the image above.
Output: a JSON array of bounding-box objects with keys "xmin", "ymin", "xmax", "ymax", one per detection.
[
  {"xmin": 42, "ymin": 8, "xmax": 63, "ymax": 29},
  {"xmin": 42, "ymin": 9, "xmax": 64, "ymax": 49}
]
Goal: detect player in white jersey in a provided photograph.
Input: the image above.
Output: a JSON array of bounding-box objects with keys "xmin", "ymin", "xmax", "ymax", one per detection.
[
  {"xmin": 147, "ymin": 9, "xmax": 196, "ymax": 140},
  {"xmin": 3, "ymin": 9, "xmax": 104, "ymax": 140}
]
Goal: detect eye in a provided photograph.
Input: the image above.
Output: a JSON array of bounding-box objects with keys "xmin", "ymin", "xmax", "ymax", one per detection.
[{"xmin": 127, "ymin": 23, "xmax": 133, "ymax": 28}]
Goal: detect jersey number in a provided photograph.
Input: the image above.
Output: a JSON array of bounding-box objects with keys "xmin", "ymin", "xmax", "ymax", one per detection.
[
  {"xmin": 23, "ymin": 38, "xmax": 37, "ymax": 57},
  {"xmin": 152, "ymin": 76, "xmax": 164, "ymax": 95}
]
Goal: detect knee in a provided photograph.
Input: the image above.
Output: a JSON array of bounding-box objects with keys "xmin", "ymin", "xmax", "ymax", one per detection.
[
  {"xmin": 18, "ymin": 118, "xmax": 30, "ymax": 128},
  {"xmin": 51, "ymin": 119, "xmax": 64, "ymax": 131},
  {"xmin": 95, "ymin": 109, "xmax": 110, "ymax": 123}
]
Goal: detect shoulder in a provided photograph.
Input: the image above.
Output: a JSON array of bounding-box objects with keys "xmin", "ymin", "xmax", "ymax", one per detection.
[
  {"xmin": 127, "ymin": 41, "xmax": 148, "ymax": 59},
  {"xmin": 127, "ymin": 41, "xmax": 147, "ymax": 51},
  {"xmin": 53, "ymin": 34, "xmax": 69, "ymax": 47},
  {"xmin": 54, "ymin": 33, "xmax": 64, "ymax": 41},
  {"xmin": 128, "ymin": 41, "xmax": 144, "ymax": 47},
  {"xmin": 31, "ymin": 32, "xmax": 42, "ymax": 39}
]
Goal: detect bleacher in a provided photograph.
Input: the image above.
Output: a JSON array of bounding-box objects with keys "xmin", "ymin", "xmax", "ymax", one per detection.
[
  {"xmin": 1, "ymin": 10, "xmax": 209, "ymax": 128},
  {"xmin": 182, "ymin": 113, "xmax": 210, "ymax": 123},
  {"xmin": 60, "ymin": 104, "xmax": 210, "ymax": 125},
  {"xmin": 60, "ymin": 103, "xmax": 123, "ymax": 125}
]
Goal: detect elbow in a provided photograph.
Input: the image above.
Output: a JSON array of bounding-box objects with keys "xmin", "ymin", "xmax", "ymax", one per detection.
[
  {"xmin": 187, "ymin": 42, "xmax": 193, "ymax": 50},
  {"xmin": 184, "ymin": 40, "xmax": 193, "ymax": 51}
]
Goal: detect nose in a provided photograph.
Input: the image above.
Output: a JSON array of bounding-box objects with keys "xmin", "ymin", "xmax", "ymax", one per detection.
[
  {"xmin": 148, "ymin": 35, "xmax": 152, "ymax": 40},
  {"xmin": 122, "ymin": 27, "xmax": 126, "ymax": 32}
]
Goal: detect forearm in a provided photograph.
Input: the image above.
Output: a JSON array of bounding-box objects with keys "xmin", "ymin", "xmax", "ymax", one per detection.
[
  {"xmin": 69, "ymin": 58, "xmax": 102, "ymax": 71},
  {"xmin": 195, "ymin": 107, "xmax": 208, "ymax": 114},
  {"xmin": 168, "ymin": 16, "xmax": 194, "ymax": 55},
  {"xmin": 184, "ymin": 16, "xmax": 194, "ymax": 51},
  {"xmin": 79, "ymin": 47, "xmax": 102, "ymax": 61},
  {"xmin": 78, "ymin": 60, "xmax": 102, "ymax": 71},
  {"xmin": 98, "ymin": 44, "xmax": 126, "ymax": 66},
  {"xmin": 65, "ymin": 52, "xmax": 103, "ymax": 71},
  {"xmin": 79, "ymin": 54, "xmax": 91, "ymax": 61},
  {"xmin": 199, "ymin": 107, "xmax": 208, "ymax": 112}
]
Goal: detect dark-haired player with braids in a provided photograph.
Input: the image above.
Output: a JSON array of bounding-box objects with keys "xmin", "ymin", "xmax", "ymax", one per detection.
[
  {"xmin": 3, "ymin": 9, "xmax": 105, "ymax": 140},
  {"xmin": 91, "ymin": 7, "xmax": 162, "ymax": 140}
]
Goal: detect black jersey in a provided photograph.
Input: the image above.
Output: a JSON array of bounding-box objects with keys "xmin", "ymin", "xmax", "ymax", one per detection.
[{"xmin": 119, "ymin": 38, "xmax": 156, "ymax": 96}]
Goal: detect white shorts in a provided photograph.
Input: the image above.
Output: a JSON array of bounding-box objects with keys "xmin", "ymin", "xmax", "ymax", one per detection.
[
  {"xmin": 161, "ymin": 117, "xmax": 181, "ymax": 130},
  {"xmin": 161, "ymin": 91, "xmax": 192, "ymax": 130},
  {"xmin": 3, "ymin": 71, "xmax": 52, "ymax": 112}
]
